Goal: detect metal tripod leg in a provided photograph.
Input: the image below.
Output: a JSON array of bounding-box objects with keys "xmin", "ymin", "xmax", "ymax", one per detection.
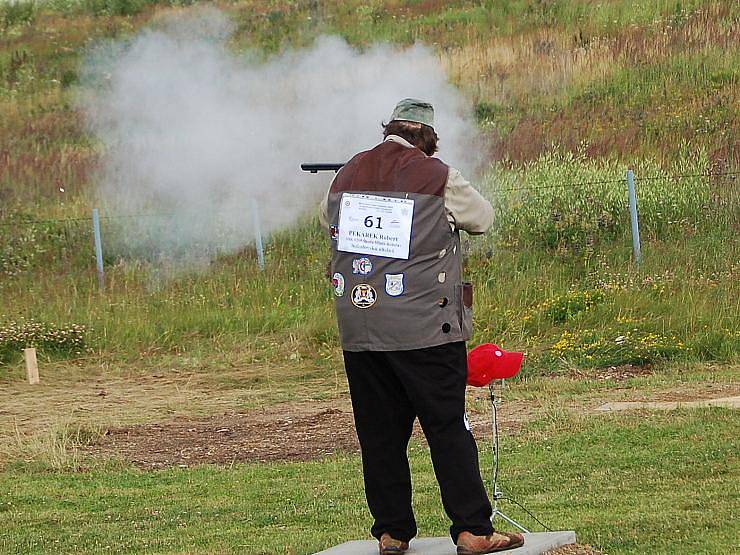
[
  {"xmin": 489, "ymin": 382, "xmax": 531, "ymax": 534},
  {"xmin": 492, "ymin": 506, "xmax": 531, "ymax": 533}
]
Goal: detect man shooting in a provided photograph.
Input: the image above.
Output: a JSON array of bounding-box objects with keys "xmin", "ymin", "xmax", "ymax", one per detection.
[{"xmin": 319, "ymin": 99, "xmax": 524, "ymax": 554}]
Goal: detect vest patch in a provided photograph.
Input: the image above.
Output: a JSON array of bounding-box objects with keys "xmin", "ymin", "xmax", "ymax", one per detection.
[
  {"xmin": 385, "ymin": 273, "xmax": 404, "ymax": 297},
  {"xmin": 352, "ymin": 257, "xmax": 373, "ymax": 275},
  {"xmin": 332, "ymin": 272, "xmax": 345, "ymax": 297},
  {"xmin": 351, "ymin": 284, "xmax": 377, "ymax": 309}
]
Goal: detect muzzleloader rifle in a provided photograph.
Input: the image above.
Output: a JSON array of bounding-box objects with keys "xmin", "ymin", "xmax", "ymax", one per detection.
[{"xmin": 300, "ymin": 163, "xmax": 345, "ymax": 173}]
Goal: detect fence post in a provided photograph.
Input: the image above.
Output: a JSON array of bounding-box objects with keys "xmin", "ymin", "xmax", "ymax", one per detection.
[
  {"xmin": 252, "ymin": 200, "xmax": 265, "ymax": 271},
  {"xmin": 24, "ymin": 348, "xmax": 39, "ymax": 385},
  {"xmin": 626, "ymin": 169, "xmax": 641, "ymax": 265},
  {"xmin": 92, "ymin": 208, "xmax": 105, "ymax": 288}
]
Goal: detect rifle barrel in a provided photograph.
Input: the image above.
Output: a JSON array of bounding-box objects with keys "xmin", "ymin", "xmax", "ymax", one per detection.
[{"xmin": 301, "ymin": 163, "xmax": 345, "ymax": 173}]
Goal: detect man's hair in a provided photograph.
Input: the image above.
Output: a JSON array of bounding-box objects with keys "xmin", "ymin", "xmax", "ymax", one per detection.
[{"xmin": 382, "ymin": 120, "xmax": 439, "ymax": 156}]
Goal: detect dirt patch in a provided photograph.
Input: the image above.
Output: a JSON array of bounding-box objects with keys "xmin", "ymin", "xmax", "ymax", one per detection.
[
  {"xmin": 84, "ymin": 398, "xmax": 522, "ymax": 469},
  {"xmin": 596, "ymin": 395, "xmax": 740, "ymax": 412},
  {"xmin": 86, "ymin": 404, "xmax": 360, "ymax": 468},
  {"xmin": 647, "ymin": 382, "xmax": 739, "ymax": 402},
  {"xmin": 565, "ymin": 364, "xmax": 655, "ymax": 381},
  {"xmin": 593, "ymin": 365, "xmax": 654, "ymax": 381},
  {"xmin": 0, "ymin": 358, "xmax": 346, "ymax": 459},
  {"xmin": 25, "ymin": 363, "xmax": 738, "ymax": 469}
]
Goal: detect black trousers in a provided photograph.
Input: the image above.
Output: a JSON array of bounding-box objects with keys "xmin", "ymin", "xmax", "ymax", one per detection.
[{"xmin": 343, "ymin": 341, "xmax": 493, "ymax": 543}]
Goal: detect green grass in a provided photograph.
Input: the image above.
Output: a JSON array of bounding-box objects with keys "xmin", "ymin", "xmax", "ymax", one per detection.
[
  {"xmin": 1, "ymin": 409, "xmax": 737, "ymax": 554},
  {"xmin": 317, "ymin": 0, "xmax": 721, "ymax": 45}
]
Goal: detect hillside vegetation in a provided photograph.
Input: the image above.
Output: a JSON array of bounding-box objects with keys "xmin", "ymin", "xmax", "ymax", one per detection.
[
  {"xmin": 1, "ymin": 3, "xmax": 738, "ymax": 554},
  {"xmin": 1, "ymin": 0, "xmax": 737, "ymax": 372}
]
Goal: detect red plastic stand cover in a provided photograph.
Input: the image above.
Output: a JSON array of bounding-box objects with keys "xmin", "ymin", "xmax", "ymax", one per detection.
[{"xmin": 467, "ymin": 343, "xmax": 524, "ymax": 387}]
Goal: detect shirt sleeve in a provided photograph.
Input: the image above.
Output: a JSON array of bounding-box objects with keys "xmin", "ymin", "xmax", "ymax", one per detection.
[
  {"xmin": 319, "ymin": 173, "xmax": 338, "ymax": 229},
  {"xmin": 444, "ymin": 167, "xmax": 493, "ymax": 235},
  {"xmin": 319, "ymin": 185, "xmax": 330, "ymax": 229}
]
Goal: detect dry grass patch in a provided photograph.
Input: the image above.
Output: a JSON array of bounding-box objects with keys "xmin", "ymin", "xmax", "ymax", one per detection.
[
  {"xmin": 0, "ymin": 350, "xmax": 347, "ymax": 467},
  {"xmin": 443, "ymin": 29, "xmax": 618, "ymax": 107},
  {"xmin": 442, "ymin": 2, "xmax": 736, "ymax": 110},
  {"xmin": 8, "ymin": 418, "xmax": 104, "ymax": 471}
]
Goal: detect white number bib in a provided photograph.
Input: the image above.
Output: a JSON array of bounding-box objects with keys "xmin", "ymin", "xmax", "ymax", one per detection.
[{"xmin": 337, "ymin": 193, "xmax": 414, "ymax": 260}]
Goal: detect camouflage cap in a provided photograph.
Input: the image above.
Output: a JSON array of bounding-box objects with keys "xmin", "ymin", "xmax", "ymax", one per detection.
[{"xmin": 389, "ymin": 98, "xmax": 434, "ymax": 129}]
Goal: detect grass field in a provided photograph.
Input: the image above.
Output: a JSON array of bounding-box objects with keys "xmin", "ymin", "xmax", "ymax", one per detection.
[
  {"xmin": 1, "ymin": 1, "xmax": 738, "ymax": 553},
  {"xmin": 2, "ymin": 405, "xmax": 738, "ymax": 554}
]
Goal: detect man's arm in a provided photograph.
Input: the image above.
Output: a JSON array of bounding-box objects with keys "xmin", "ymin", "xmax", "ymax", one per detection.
[{"xmin": 444, "ymin": 167, "xmax": 493, "ymax": 235}]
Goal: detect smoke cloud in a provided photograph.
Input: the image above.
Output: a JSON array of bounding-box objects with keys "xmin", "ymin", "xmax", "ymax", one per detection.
[{"xmin": 80, "ymin": 7, "xmax": 483, "ymax": 267}]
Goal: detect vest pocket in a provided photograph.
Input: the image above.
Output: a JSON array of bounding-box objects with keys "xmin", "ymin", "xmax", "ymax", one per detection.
[
  {"xmin": 458, "ymin": 282, "xmax": 473, "ymax": 341},
  {"xmin": 462, "ymin": 282, "xmax": 473, "ymax": 308}
]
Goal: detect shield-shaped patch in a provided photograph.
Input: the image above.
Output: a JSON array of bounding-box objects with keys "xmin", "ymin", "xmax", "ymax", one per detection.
[{"xmin": 385, "ymin": 273, "xmax": 404, "ymax": 297}]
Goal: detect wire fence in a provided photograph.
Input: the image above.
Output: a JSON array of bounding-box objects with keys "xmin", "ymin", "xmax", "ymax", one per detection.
[
  {"xmin": 1, "ymin": 170, "xmax": 737, "ymax": 286},
  {"xmin": 489, "ymin": 171, "xmax": 737, "ymax": 192},
  {"xmin": 1, "ymin": 171, "xmax": 737, "ymax": 227}
]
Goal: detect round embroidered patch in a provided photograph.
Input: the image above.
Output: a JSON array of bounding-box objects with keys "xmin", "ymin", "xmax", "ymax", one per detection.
[
  {"xmin": 332, "ymin": 272, "xmax": 345, "ymax": 297},
  {"xmin": 351, "ymin": 284, "xmax": 377, "ymax": 309},
  {"xmin": 352, "ymin": 257, "xmax": 373, "ymax": 275}
]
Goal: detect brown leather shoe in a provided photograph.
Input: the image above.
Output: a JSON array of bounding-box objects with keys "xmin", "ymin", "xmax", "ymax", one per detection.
[
  {"xmin": 378, "ymin": 533, "xmax": 409, "ymax": 554},
  {"xmin": 456, "ymin": 530, "xmax": 525, "ymax": 554}
]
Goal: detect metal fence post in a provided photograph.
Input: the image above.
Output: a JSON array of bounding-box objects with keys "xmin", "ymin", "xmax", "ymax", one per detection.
[
  {"xmin": 626, "ymin": 169, "xmax": 641, "ymax": 265},
  {"xmin": 92, "ymin": 208, "xmax": 105, "ymax": 288},
  {"xmin": 252, "ymin": 200, "xmax": 265, "ymax": 271}
]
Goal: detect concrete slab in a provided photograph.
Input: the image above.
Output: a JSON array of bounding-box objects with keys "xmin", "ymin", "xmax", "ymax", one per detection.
[
  {"xmin": 596, "ymin": 395, "xmax": 740, "ymax": 412},
  {"xmin": 314, "ymin": 531, "xmax": 577, "ymax": 555}
]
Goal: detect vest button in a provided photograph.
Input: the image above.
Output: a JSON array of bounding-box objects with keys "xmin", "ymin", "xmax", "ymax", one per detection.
[
  {"xmin": 438, "ymin": 297, "xmax": 449, "ymax": 307},
  {"xmin": 442, "ymin": 323, "xmax": 451, "ymax": 333},
  {"xmin": 438, "ymin": 248, "xmax": 446, "ymax": 258}
]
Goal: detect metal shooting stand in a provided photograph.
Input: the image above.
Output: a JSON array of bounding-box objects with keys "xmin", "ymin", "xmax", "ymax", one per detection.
[{"xmin": 488, "ymin": 379, "xmax": 531, "ymax": 533}]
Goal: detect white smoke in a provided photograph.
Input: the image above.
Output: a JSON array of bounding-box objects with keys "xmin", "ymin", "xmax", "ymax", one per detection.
[{"xmin": 80, "ymin": 7, "xmax": 483, "ymax": 265}]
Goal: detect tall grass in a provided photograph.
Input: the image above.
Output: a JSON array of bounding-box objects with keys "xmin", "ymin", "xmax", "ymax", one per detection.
[
  {"xmin": 1, "ymin": 0, "xmax": 37, "ymax": 29},
  {"xmin": 482, "ymin": 149, "xmax": 736, "ymax": 250},
  {"xmin": 1, "ymin": 153, "xmax": 737, "ymax": 373},
  {"xmin": 6, "ymin": 418, "xmax": 103, "ymax": 470},
  {"xmin": 443, "ymin": 30, "xmax": 619, "ymax": 108}
]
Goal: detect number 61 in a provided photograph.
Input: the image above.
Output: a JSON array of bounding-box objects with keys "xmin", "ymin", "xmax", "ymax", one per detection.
[{"xmin": 364, "ymin": 216, "xmax": 382, "ymax": 229}]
